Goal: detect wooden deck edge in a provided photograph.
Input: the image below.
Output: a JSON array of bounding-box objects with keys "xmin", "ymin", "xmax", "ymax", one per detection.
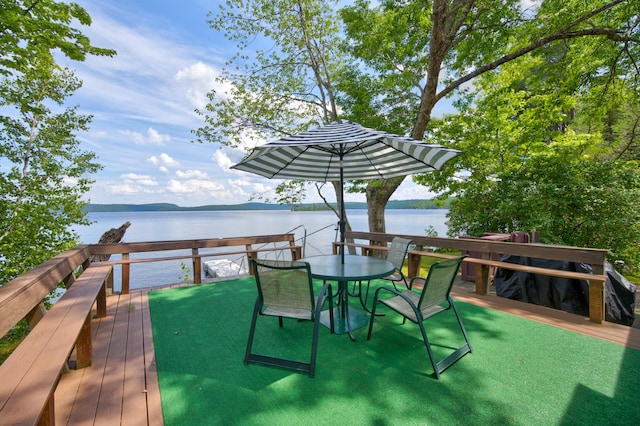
[
  {"xmin": 140, "ymin": 288, "xmax": 165, "ymax": 426},
  {"xmin": 451, "ymin": 286, "xmax": 640, "ymax": 351}
]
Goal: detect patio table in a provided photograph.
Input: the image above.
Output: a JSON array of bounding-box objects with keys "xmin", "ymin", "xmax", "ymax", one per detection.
[{"xmin": 300, "ymin": 254, "xmax": 395, "ymax": 341}]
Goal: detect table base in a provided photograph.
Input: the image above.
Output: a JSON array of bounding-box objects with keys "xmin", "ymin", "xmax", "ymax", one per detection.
[{"xmin": 320, "ymin": 307, "xmax": 369, "ymax": 335}]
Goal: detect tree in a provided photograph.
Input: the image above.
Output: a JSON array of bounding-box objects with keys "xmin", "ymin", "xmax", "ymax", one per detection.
[
  {"xmin": 195, "ymin": 0, "xmax": 357, "ymax": 231},
  {"xmin": 417, "ymin": 22, "xmax": 640, "ymax": 268},
  {"xmin": 197, "ymin": 0, "xmax": 638, "ymax": 236},
  {"xmin": 0, "ymin": 0, "xmax": 114, "ymax": 77},
  {"xmin": 0, "ymin": 1, "xmax": 115, "ymax": 282},
  {"xmin": 340, "ymin": 0, "xmax": 639, "ymax": 232}
]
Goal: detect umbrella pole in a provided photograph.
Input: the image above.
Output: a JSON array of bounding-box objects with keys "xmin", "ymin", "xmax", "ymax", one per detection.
[{"xmin": 339, "ymin": 158, "xmax": 346, "ymax": 264}]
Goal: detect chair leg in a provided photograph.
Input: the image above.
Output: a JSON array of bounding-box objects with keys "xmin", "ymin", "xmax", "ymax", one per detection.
[
  {"xmin": 366, "ymin": 292, "xmax": 381, "ymax": 340},
  {"xmin": 419, "ymin": 303, "xmax": 473, "ymax": 379},
  {"xmin": 309, "ymin": 315, "xmax": 321, "ymax": 378},
  {"xmin": 417, "ymin": 322, "xmax": 441, "ymax": 379},
  {"xmin": 309, "ymin": 283, "xmax": 335, "ymax": 377},
  {"xmin": 244, "ymin": 299, "xmax": 261, "ymax": 365},
  {"xmin": 451, "ymin": 299, "xmax": 473, "ymax": 353}
]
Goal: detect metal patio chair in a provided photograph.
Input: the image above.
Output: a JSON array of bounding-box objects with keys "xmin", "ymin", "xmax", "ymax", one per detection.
[
  {"xmin": 353, "ymin": 237, "xmax": 412, "ymax": 310},
  {"xmin": 383, "ymin": 236, "xmax": 413, "ymax": 290},
  {"xmin": 244, "ymin": 258, "xmax": 334, "ymax": 378},
  {"xmin": 367, "ymin": 255, "xmax": 472, "ymax": 379}
]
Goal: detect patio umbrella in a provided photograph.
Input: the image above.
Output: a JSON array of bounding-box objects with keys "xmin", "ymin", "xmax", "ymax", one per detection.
[{"xmin": 231, "ymin": 120, "xmax": 462, "ymax": 262}]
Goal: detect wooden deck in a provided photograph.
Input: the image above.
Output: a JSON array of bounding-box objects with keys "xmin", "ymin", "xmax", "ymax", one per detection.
[
  {"xmin": 53, "ymin": 281, "xmax": 639, "ymax": 425},
  {"xmin": 55, "ymin": 287, "xmax": 166, "ymax": 425}
]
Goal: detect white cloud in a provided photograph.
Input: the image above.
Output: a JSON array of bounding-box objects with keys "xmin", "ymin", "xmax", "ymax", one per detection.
[
  {"xmin": 107, "ymin": 183, "xmax": 141, "ymax": 194},
  {"xmin": 394, "ymin": 178, "xmax": 438, "ymax": 200},
  {"xmin": 120, "ymin": 128, "xmax": 170, "ymax": 145},
  {"xmin": 120, "ymin": 173, "xmax": 158, "ymax": 186},
  {"xmin": 175, "ymin": 61, "xmax": 225, "ymax": 110},
  {"xmin": 213, "ymin": 149, "xmax": 234, "ymax": 171},
  {"xmin": 148, "ymin": 153, "xmax": 180, "ymax": 168},
  {"xmin": 175, "ymin": 169, "xmax": 209, "ymax": 179},
  {"xmin": 105, "ymin": 173, "xmax": 159, "ymax": 195},
  {"xmin": 167, "ymin": 178, "xmax": 224, "ymax": 194}
]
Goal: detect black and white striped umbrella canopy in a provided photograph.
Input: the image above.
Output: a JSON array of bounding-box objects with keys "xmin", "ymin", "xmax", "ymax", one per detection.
[
  {"xmin": 231, "ymin": 120, "xmax": 462, "ymax": 262},
  {"xmin": 231, "ymin": 120, "xmax": 461, "ymax": 181}
]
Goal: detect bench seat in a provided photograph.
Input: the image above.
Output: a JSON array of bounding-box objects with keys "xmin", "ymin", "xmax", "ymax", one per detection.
[{"xmin": 0, "ymin": 262, "xmax": 112, "ymax": 426}]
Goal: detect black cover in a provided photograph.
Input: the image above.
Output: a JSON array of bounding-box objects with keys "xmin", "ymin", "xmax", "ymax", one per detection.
[{"xmin": 494, "ymin": 255, "xmax": 636, "ymax": 326}]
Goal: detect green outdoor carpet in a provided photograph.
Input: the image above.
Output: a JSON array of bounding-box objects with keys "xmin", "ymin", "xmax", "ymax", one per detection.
[{"xmin": 148, "ymin": 277, "xmax": 640, "ymax": 426}]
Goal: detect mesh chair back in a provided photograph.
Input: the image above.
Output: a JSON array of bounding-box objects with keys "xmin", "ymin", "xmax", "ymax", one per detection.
[
  {"xmin": 418, "ymin": 256, "xmax": 467, "ymax": 311},
  {"xmin": 386, "ymin": 237, "xmax": 412, "ymax": 269},
  {"xmin": 252, "ymin": 259, "xmax": 315, "ymax": 320}
]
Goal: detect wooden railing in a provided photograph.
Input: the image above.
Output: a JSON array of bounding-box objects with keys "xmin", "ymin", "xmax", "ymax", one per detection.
[
  {"xmin": 0, "ymin": 230, "xmax": 615, "ymax": 423},
  {"xmin": 87, "ymin": 233, "xmax": 302, "ymax": 294},
  {"xmin": 333, "ymin": 231, "xmax": 609, "ymax": 324},
  {"xmin": 0, "ymin": 233, "xmax": 301, "ymax": 424}
]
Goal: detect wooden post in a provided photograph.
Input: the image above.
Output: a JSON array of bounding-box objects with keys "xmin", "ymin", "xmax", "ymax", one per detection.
[
  {"xmin": 63, "ymin": 271, "xmax": 76, "ymax": 289},
  {"xmin": 97, "ymin": 280, "xmax": 107, "ymax": 318},
  {"xmin": 76, "ymin": 312, "xmax": 93, "ymax": 368},
  {"xmin": 246, "ymin": 244, "xmax": 257, "ymax": 275},
  {"xmin": 106, "ymin": 265, "xmax": 114, "ymax": 295},
  {"xmin": 588, "ymin": 279, "xmax": 605, "ymax": 324},
  {"xmin": 475, "ymin": 253, "xmax": 491, "ymax": 295},
  {"xmin": 121, "ymin": 253, "xmax": 130, "ymax": 294},
  {"xmin": 407, "ymin": 245, "xmax": 422, "ymax": 279},
  {"xmin": 38, "ymin": 394, "xmax": 55, "ymax": 426},
  {"xmin": 192, "ymin": 248, "xmax": 201, "ymax": 284},
  {"xmin": 289, "ymin": 239, "xmax": 300, "ymax": 260},
  {"xmin": 26, "ymin": 303, "xmax": 47, "ymax": 330}
]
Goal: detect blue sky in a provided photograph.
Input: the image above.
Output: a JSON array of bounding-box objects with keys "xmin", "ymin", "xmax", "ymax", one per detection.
[{"xmin": 64, "ymin": 0, "xmax": 454, "ymax": 207}]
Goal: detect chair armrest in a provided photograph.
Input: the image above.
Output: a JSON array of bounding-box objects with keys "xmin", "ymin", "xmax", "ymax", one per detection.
[{"xmin": 408, "ymin": 276, "xmax": 426, "ymax": 291}]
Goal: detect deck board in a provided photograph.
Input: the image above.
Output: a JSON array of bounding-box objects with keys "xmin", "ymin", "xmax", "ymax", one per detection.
[
  {"xmin": 451, "ymin": 286, "xmax": 640, "ymax": 350},
  {"xmin": 121, "ymin": 292, "xmax": 149, "ymax": 426},
  {"xmin": 51, "ymin": 281, "xmax": 638, "ymax": 425},
  {"xmin": 58, "ymin": 289, "xmax": 117, "ymax": 424},
  {"xmin": 140, "ymin": 288, "xmax": 165, "ymax": 426},
  {"xmin": 94, "ymin": 292, "xmax": 130, "ymax": 425}
]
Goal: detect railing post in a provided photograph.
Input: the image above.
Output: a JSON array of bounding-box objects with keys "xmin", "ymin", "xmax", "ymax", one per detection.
[
  {"xmin": 192, "ymin": 248, "xmax": 201, "ymax": 284},
  {"xmin": 122, "ymin": 253, "xmax": 130, "ymax": 294},
  {"xmin": 289, "ymin": 239, "xmax": 301, "ymax": 260},
  {"xmin": 407, "ymin": 248, "xmax": 420, "ymax": 279},
  {"xmin": 106, "ymin": 265, "xmax": 114, "ymax": 295},
  {"xmin": 475, "ymin": 253, "xmax": 491, "ymax": 295},
  {"xmin": 247, "ymin": 244, "xmax": 257, "ymax": 275},
  {"xmin": 588, "ymin": 279, "xmax": 605, "ymax": 324}
]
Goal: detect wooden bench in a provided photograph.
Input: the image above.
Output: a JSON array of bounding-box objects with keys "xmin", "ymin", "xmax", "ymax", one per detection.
[{"xmin": 0, "ymin": 247, "xmax": 113, "ymax": 426}]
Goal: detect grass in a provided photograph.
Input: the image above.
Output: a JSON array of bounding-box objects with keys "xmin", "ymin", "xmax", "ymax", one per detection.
[{"xmin": 0, "ymin": 320, "xmax": 29, "ymax": 364}]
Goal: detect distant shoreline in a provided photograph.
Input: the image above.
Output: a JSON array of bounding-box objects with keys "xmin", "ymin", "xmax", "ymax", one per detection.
[{"xmin": 84, "ymin": 199, "xmax": 450, "ymax": 212}]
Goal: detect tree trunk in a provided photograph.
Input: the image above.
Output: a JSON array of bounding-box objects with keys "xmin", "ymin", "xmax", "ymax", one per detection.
[
  {"xmin": 366, "ymin": 176, "xmax": 405, "ymax": 233},
  {"xmin": 331, "ymin": 181, "xmax": 356, "ymax": 254}
]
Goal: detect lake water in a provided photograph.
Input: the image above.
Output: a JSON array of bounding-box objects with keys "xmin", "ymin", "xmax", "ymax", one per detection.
[{"xmin": 75, "ymin": 209, "xmax": 449, "ymax": 290}]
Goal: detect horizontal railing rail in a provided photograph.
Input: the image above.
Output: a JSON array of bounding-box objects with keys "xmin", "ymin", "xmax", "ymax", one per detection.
[
  {"xmin": 333, "ymin": 231, "xmax": 609, "ymax": 324},
  {"xmin": 88, "ymin": 233, "xmax": 302, "ymax": 293}
]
